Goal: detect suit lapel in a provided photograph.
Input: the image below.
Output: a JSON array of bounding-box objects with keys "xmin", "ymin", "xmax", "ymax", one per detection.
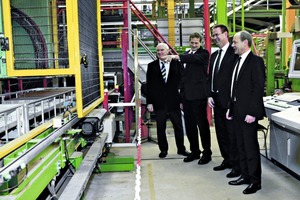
[
  {"xmin": 167, "ymin": 61, "xmax": 175, "ymax": 83},
  {"xmin": 154, "ymin": 60, "xmax": 164, "ymax": 81},
  {"xmin": 237, "ymin": 52, "xmax": 253, "ymax": 82},
  {"xmin": 218, "ymin": 46, "xmax": 233, "ymax": 72},
  {"xmin": 210, "ymin": 51, "xmax": 218, "ymax": 74}
]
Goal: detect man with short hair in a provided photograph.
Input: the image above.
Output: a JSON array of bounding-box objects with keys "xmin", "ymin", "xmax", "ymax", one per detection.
[
  {"xmin": 169, "ymin": 32, "xmax": 212, "ymax": 165},
  {"xmin": 146, "ymin": 43, "xmax": 189, "ymax": 158},
  {"xmin": 208, "ymin": 24, "xmax": 240, "ymax": 177},
  {"xmin": 226, "ymin": 31, "xmax": 265, "ymax": 195}
]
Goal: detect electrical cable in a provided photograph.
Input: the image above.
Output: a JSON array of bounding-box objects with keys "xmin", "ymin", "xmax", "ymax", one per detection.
[
  {"xmin": 0, "ymin": 165, "xmax": 28, "ymax": 193},
  {"xmin": 11, "ymin": 7, "xmax": 48, "ymax": 69}
]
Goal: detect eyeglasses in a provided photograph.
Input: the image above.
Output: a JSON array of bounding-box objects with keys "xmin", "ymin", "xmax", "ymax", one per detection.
[{"xmin": 211, "ymin": 33, "xmax": 223, "ymax": 38}]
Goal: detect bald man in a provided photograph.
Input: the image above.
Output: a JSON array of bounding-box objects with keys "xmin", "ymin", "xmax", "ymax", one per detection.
[{"xmin": 227, "ymin": 31, "xmax": 265, "ymax": 195}]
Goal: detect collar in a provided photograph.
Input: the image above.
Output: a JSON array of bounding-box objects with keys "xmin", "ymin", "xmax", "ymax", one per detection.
[
  {"xmin": 220, "ymin": 42, "xmax": 230, "ymax": 53},
  {"xmin": 239, "ymin": 50, "xmax": 251, "ymax": 61}
]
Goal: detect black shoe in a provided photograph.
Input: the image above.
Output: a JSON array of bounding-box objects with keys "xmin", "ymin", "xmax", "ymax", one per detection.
[
  {"xmin": 229, "ymin": 177, "xmax": 250, "ymax": 186},
  {"xmin": 159, "ymin": 151, "xmax": 167, "ymax": 158},
  {"xmin": 198, "ymin": 155, "xmax": 212, "ymax": 165},
  {"xmin": 213, "ymin": 163, "xmax": 230, "ymax": 171},
  {"xmin": 226, "ymin": 170, "xmax": 241, "ymax": 178},
  {"xmin": 177, "ymin": 150, "xmax": 191, "ymax": 156},
  {"xmin": 243, "ymin": 183, "xmax": 261, "ymax": 194},
  {"xmin": 183, "ymin": 153, "xmax": 200, "ymax": 162}
]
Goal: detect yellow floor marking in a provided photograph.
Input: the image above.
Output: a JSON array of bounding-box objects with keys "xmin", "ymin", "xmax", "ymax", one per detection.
[{"xmin": 147, "ymin": 163, "xmax": 156, "ymax": 200}]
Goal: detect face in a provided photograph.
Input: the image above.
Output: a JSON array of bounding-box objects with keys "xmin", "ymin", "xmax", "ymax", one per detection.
[
  {"xmin": 232, "ymin": 33, "xmax": 246, "ymax": 55},
  {"xmin": 189, "ymin": 37, "xmax": 201, "ymax": 51},
  {"xmin": 156, "ymin": 44, "xmax": 169, "ymax": 60},
  {"xmin": 212, "ymin": 27, "xmax": 228, "ymax": 48}
]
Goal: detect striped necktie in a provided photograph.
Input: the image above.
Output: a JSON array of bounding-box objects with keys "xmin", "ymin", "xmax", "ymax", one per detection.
[{"xmin": 161, "ymin": 61, "xmax": 166, "ymax": 83}]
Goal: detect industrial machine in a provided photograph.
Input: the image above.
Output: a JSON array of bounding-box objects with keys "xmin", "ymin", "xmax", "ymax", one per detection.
[
  {"xmin": 264, "ymin": 39, "xmax": 300, "ymax": 179},
  {"xmin": 3, "ymin": 0, "xmax": 298, "ymax": 199},
  {"xmin": 0, "ymin": 0, "xmax": 135, "ymax": 199},
  {"xmin": 0, "ymin": 87, "xmax": 111, "ymax": 199}
]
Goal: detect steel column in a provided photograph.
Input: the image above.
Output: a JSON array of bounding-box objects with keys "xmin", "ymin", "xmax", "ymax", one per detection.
[
  {"xmin": 204, "ymin": 0, "xmax": 212, "ymax": 125},
  {"xmin": 216, "ymin": 0, "xmax": 227, "ymax": 25},
  {"xmin": 167, "ymin": 0, "xmax": 175, "ymax": 46},
  {"xmin": 266, "ymin": 36, "xmax": 275, "ymax": 95}
]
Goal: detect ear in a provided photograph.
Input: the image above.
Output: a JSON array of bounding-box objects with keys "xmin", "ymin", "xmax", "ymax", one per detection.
[{"xmin": 224, "ymin": 31, "xmax": 228, "ymax": 37}]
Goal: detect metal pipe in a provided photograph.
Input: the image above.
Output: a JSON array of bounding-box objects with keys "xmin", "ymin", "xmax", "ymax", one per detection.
[
  {"xmin": 203, "ymin": 0, "xmax": 212, "ymax": 125},
  {"xmin": 134, "ymin": 29, "xmax": 139, "ymax": 143}
]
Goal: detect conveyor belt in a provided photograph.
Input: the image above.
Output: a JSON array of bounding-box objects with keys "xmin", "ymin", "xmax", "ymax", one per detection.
[
  {"xmin": 0, "ymin": 88, "xmax": 75, "ymax": 140},
  {"xmin": 59, "ymin": 132, "xmax": 107, "ymax": 200},
  {"xmin": 0, "ymin": 115, "xmax": 79, "ymax": 184}
]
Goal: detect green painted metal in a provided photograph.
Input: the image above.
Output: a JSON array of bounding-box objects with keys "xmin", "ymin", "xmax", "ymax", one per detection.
[
  {"xmin": 11, "ymin": 146, "xmax": 63, "ymax": 199},
  {"xmin": 0, "ymin": 181, "xmax": 9, "ymax": 195},
  {"xmin": 67, "ymin": 129, "xmax": 82, "ymax": 135},
  {"xmin": 157, "ymin": 0, "xmax": 165, "ymax": 19},
  {"xmin": 189, "ymin": 0, "xmax": 195, "ymax": 18},
  {"xmin": 266, "ymin": 37, "xmax": 276, "ymax": 95},
  {"xmin": 228, "ymin": 10, "xmax": 283, "ymax": 18},
  {"xmin": 100, "ymin": 155, "xmax": 134, "ymax": 172},
  {"xmin": 3, "ymin": 128, "xmax": 53, "ymax": 166},
  {"xmin": 232, "ymin": 0, "xmax": 236, "ymax": 33},
  {"xmin": 241, "ymin": 0, "xmax": 244, "ymax": 30},
  {"xmin": 216, "ymin": 0, "xmax": 227, "ymax": 25},
  {"xmin": 0, "ymin": 129, "xmax": 84, "ymax": 199},
  {"xmin": 280, "ymin": 0, "xmax": 287, "ymax": 75},
  {"xmin": 234, "ymin": 25, "xmax": 260, "ymax": 34},
  {"xmin": 174, "ymin": 46, "xmax": 190, "ymax": 54},
  {"xmin": 70, "ymin": 152, "xmax": 83, "ymax": 170},
  {"xmin": 291, "ymin": 78, "xmax": 300, "ymax": 92}
]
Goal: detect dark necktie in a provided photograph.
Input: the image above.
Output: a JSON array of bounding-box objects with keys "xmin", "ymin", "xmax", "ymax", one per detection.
[
  {"xmin": 161, "ymin": 61, "xmax": 166, "ymax": 83},
  {"xmin": 212, "ymin": 49, "xmax": 222, "ymax": 92},
  {"xmin": 231, "ymin": 57, "xmax": 241, "ymax": 100}
]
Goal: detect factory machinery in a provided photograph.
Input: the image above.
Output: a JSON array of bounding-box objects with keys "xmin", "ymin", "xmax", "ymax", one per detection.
[
  {"xmin": 0, "ymin": 0, "xmax": 139, "ymax": 199},
  {"xmin": 0, "ymin": 0, "xmax": 207, "ymax": 197},
  {"xmin": 263, "ymin": 39, "xmax": 300, "ymax": 180},
  {"xmin": 1, "ymin": 0, "xmax": 300, "ymax": 199}
]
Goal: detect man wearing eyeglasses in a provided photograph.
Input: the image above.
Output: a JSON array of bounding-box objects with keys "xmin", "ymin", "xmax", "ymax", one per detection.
[{"xmin": 208, "ymin": 25, "xmax": 240, "ymax": 178}]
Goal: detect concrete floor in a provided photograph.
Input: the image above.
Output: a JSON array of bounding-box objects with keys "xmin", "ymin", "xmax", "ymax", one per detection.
[{"xmin": 85, "ymin": 118, "xmax": 300, "ymax": 200}]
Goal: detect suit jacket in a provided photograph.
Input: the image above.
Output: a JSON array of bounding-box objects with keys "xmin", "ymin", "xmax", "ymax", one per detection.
[
  {"xmin": 208, "ymin": 45, "xmax": 238, "ymax": 108},
  {"xmin": 232, "ymin": 51, "xmax": 266, "ymax": 120},
  {"xmin": 179, "ymin": 47, "xmax": 210, "ymax": 100},
  {"xmin": 146, "ymin": 59, "xmax": 182, "ymax": 111}
]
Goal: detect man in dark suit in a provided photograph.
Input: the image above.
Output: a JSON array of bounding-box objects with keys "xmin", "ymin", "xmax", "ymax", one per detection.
[
  {"xmin": 146, "ymin": 43, "xmax": 189, "ymax": 158},
  {"xmin": 168, "ymin": 32, "xmax": 212, "ymax": 164},
  {"xmin": 226, "ymin": 31, "xmax": 265, "ymax": 194},
  {"xmin": 208, "ymin": 24, "xmax": 240, "ymax": 177}
]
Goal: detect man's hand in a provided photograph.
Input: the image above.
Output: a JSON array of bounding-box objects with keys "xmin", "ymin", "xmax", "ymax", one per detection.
[
  {"xmin": 208, "ymin": 97, "xmax": 215, "ymax": 108},
  {"xmin": 244, "ymin": 115, "xmax": 256, "ymax": 123},
  {"xmin": 166, "ymin": 55, "xmax": 179, "ymax": 62},
  {"xmin": 147, "ymin": 104, "xmax": 154, "ymax": 112}
]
